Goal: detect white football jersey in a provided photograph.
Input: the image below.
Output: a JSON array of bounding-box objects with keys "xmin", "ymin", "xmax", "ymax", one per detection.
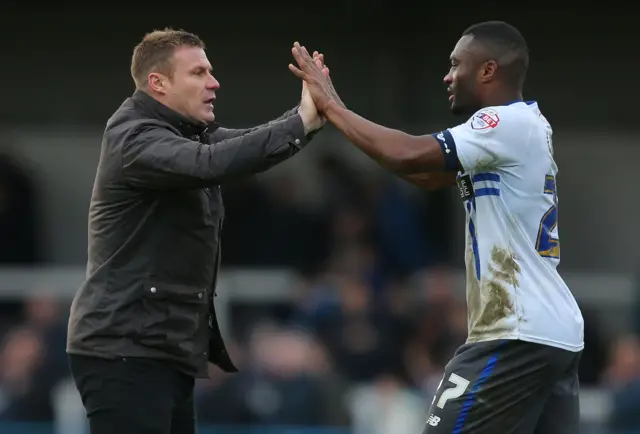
[{"xmin": 434, "ymin": 101, "xmax": 584, "ymax": 352}]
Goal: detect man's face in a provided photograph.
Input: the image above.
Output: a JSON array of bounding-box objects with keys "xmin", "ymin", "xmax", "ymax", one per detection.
[
  {"xmin": 162, "ymin": 46, "xmax": 219, "ymax": 124},
  {"xmin": 443, "ymin": 35, "xmax": 483, "ymax": 116}
]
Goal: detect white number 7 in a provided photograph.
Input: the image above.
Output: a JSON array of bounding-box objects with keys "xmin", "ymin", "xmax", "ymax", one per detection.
[{"xmin": 433, "ymin": 373, "xmax": 470, "ymax": 409}]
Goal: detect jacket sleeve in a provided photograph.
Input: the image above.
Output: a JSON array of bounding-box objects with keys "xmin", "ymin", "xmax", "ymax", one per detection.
[
  {"xmin": 121, "ymin": 114, "xmax": 310, "ymax": 189},
  {"xmin": 208, "ymin": 106, "xmax": 300, "ymax": 142}
]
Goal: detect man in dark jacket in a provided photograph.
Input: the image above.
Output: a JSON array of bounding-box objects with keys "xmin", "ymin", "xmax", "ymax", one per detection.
[{"xmin": 66, "ymin": 29, "xmax": 325, "ymax": 434}]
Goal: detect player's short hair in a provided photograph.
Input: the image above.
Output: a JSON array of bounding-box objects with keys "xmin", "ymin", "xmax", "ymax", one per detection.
[
  {"xmin": 131, "ymin": 28, "xmax": 205, "ymax": 89},
  {"xmin": 462, "ymin": 21, "xmax": 529, "ymax": 88}
]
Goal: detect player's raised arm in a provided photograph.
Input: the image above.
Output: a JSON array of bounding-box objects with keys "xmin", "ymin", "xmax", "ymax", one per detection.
[
  {"xmin": 325, "ymin": 103, "xmax": 463, "ymax": 174},
  {"xmin": 400, "ymin": 171, "xmax": 458, "ymax": 190},
  {"xmin": 288, "ymin": 38, "xmax": 534, "ymax": 180},
  {"xmin": 316, "ymin": 104, "xmax": 462, "ymax": 189},
  {"xmin": 289, "ymin": 43, "xmax": 460, "ymax": 176}
]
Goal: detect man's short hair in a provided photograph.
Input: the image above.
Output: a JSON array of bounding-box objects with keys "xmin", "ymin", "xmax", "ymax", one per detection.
[
  {"xmin": 131, "ymin": 28, "xmax": 205, "ymax": 89},
  {"xmin": 462, "ymin": 21, "xmax": 529, "ymax": 87}
]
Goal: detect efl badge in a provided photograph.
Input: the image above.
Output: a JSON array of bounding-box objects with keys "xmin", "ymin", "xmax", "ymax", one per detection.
[{"xmin": 471, "ymin": 109, "xmax": 500, "ymax": 131}]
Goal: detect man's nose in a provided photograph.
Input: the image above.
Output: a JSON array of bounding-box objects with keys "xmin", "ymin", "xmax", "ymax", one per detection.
[{"xmin": 208, "ymin": 75, "xmax": 220, "ymax": 90}]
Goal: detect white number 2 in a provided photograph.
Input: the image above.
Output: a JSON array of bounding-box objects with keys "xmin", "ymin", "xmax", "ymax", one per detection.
[{"xmin": 433, "ymin": 373, "xmax": 470, "ymax": 409}]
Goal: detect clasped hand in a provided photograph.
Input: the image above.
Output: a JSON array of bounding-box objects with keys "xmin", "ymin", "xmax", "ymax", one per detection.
[{"xmin": 293, "ymin": 43, "xmax": 344, "ymax": 134}]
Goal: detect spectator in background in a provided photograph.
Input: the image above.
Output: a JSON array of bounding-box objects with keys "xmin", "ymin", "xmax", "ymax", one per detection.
[
  {"xmin": 0, "ymin": 327, "xmax": 53, "ymax": 426},
  {"xmin": 0, "ymin": 153, "xmax": 42, "ymax": 376},
  {"xmin": 196, "ymin": 324, "xmax": 350, "ymax": 427},
  {"xmin": 604, "ymin": 334, "xmax": 640, "ymax": 432},
  {"xmin": 309, "ymin": 275, "xmax": 407, "ymax": 383},
  {"xmin": 349, "ymin": 373, "xmax": 425, "ymax": 434}
]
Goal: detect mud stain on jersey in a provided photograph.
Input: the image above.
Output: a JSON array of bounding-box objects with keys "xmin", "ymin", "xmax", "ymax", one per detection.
[
  {"xmin": 474, "ymin": 156, "xmax": 496, "ymax": 171},
  {"xmin": 473, "ymin": 246, "xmax": 521, "ymax": 330},
  {"xmin": 488, "ymin": 246, "xmax": 521, "ymax": 287},
  {"xmin": 475, "ymin": 281, "xmax": 513, "ymax": 328}
]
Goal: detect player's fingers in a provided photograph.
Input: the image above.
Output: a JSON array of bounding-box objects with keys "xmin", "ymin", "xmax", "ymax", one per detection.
[
  {"xmin": 296, "ymin": 44, "xmax": 324, "ymax": 78},
  {"xmin": 291, "ymin": 46, "xmax": 308, "ymax": 70},
  {"xmin": 322, "ymin": 66, "xmax": 330, "ymax": 77},
  {"xmin": 313, "ymin": 53, "xmax": 326, "ymax": 70},
  {"xmin": 288, "ymin": 63, "xmax": 307, "ymax": 79},
  {"xmin": 301, "ymin": 46, "xmax": 316, "ymax": 66},
  {"xmin": 293, "ymin": 44, "xmax": 317, "ymax": 73},
  {"xmin": 313, "ymin": 52, "xmax": 325, "ymax": 66}
]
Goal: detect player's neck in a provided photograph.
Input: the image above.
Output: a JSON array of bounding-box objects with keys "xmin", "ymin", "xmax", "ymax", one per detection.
[{"xmin": 483, "ymin": 88, "xmax": 523, "ymax": 107}]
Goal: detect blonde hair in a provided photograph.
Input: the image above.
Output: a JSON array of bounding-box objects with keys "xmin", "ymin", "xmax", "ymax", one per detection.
[{"xmin": 130, "ymin": 28, "xmax": 205, "ymax": 89}]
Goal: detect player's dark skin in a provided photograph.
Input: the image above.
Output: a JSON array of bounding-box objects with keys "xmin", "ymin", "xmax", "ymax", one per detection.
[{"xmin": 288, "ymin": 38, "xmax": 522, "ymax": 190}]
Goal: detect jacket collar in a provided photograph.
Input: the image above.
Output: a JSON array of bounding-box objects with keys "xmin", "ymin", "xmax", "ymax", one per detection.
[{"xmin": 132, "ymin": 89, "xmax": 215, "ymax": 138}]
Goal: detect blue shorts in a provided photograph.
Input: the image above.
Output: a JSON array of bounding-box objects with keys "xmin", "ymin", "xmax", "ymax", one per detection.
[{"xmin": 422, "ymin": 339, "xmax": 581, "ymax": 434}]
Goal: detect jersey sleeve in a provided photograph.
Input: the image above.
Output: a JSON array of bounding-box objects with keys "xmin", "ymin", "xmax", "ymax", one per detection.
[{"xmin": 432, "ymin": 108, "xmax": 527, "ymax": 172}]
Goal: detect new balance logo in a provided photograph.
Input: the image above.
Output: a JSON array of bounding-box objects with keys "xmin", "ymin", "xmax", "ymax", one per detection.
[{"xmin": 427, "ymin": 415, "xmax": 441, "ymax": 427}]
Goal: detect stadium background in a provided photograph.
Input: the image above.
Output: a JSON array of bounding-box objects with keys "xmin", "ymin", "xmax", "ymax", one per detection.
[{"xmin": 0, "ymin": 4, "xmax": 638, "ymax": 434}]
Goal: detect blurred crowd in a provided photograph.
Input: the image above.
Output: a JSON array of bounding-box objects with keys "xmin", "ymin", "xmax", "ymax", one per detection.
[{"xmin": 0, "ymin": 151, "xmax": 639, "ymax": 433}]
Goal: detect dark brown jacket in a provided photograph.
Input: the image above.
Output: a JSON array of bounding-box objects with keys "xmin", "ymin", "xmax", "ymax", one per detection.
[{"xmin": 66, "ymin": 90, "xmax": 315, "ymax": 377}]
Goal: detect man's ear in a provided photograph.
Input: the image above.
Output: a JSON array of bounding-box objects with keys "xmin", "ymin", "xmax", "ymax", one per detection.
[
  {"xmin": 148, "ymin": 72, "xmax": 168, "ymax": 94},
  {"xmin": 480, "ymin": 60, "xmax": 498, "ymax": 83}
]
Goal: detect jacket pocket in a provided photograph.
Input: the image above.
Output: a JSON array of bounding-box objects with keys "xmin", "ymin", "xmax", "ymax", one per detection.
[{"xmin": 136, "ymin": 280, "xmax": 208, "ymax": 357}]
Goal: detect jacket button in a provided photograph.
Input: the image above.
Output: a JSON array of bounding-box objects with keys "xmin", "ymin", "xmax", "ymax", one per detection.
[
  {"xmin": 198, "ymin": 292, "xmax": 203, "ymax": 299},
  {"xmin": 150, "ymin": 287, "xmax": 157, "ymax": 293},
  {"xmin": 294, "ymin": 138, "xmax": 301, "ymax": 145}
]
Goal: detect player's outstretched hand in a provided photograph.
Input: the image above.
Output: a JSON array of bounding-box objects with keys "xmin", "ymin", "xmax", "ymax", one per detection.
[
  {"xmin": 289, "ymin": 42, "xmax": 345, "ymax": 113},
  {"xmin": 298, "ymin": 51, "xmax": 330, "ymax": 133}
]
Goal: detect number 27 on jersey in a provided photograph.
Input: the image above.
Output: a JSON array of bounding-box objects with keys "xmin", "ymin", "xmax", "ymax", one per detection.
[{"xmin": 536, "ymin": 175, "xmax": 560, "ymax": 259}]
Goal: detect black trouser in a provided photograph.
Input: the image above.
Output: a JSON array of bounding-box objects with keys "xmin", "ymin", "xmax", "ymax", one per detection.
[{"xmin": 69, "ymin": 354, "xmax": 196, "ymax": 434}]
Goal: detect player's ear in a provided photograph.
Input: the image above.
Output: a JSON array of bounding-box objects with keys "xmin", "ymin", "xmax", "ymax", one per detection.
[{"xmin": 480, "ymin": 60, "xmax": 498, "ymax": 83}]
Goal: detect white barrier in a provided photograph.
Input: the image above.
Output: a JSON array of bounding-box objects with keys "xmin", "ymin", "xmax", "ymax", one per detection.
[{"xmin": 0, "ymin": 266, "xmax": 636, "ymax": 337}]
